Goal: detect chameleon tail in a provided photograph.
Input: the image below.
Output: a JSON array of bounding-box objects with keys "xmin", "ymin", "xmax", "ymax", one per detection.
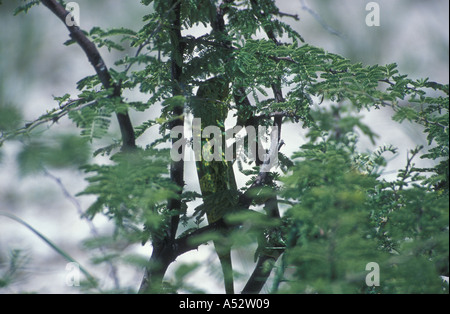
[{"xmin": 214, "ymin": 240, "xmax": 234, "ymax": 294}]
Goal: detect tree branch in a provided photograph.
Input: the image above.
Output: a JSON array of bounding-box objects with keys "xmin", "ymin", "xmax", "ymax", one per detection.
[
  {"xmin": 242, "ymin": 254, "xmax": 281, "ymax": 294},
  {"xmin": 235, "ymin": 1, "xmax": 290, "ymax": 294},
  {"xmin": 0, "ymin": 98, "xmax": 94, "ymax": 144},
  {"xmin": 277, "ymin": 11, "xmax": 300, "ymax": 21},
  {"xmin": 43, "ymin": 168, "xmax": 120, "ymax": 289},
  {"xmin": 40, "ymin": 0, "xmax": 136, "ymax": 151},
  {"xmin": 167, "ymin": 0, "xmax": 185, "ymax": 242},
  {"xmin": 299, "ymin": 0, "xmax": 344, "ymax": 38},
  {"xmin": 138, "ymin": 221, "xmax": 221, "ymax": 293},
  {"xmin": 139, "ymin": 0, "xmax": 185, "ymax": 293},
  {"xmin": 183, "ymin": 36, "xmax": 298, "ymax": 65},
  {"xmin": 173, "ymin": 222, "xmax": 221, "ymax": 257}
]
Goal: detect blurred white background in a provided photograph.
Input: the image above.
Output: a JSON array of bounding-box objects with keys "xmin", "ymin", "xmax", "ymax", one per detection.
[{"xmin": 0, "ymin": 0, "xmax": 448, "ymax": 293}]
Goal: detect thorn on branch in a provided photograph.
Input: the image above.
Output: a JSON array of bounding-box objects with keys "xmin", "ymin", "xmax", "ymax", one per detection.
[{"xmin": 277, "ymin": 11, "xmax": 300, "ymax": 21}]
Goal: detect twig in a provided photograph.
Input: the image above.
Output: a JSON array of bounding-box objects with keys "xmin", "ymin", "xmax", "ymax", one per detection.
[
  {"xmin": 299, "ymin": 0, "xmax": 344, "ymax": 38},
  {"xmin": 139, "ymin": 0, "xmax": 185, "ymax": 293},
  {"xmin": 236, "ymin": 1, "xmax": 290, "ymax": 294},
  {"xmin": 183, "ymin": 36, "xmax": 298, "ymax": 64},
  {"xmin": 42, "ymin": 168, "xmax": 121, "ymax": 289},
  {"xmin": 40, "ymin": 0, "xmax": 136, "ymax": 151},
  {"xmin": 123, "ymin": 0, "xmax": 182, "ymax": 75},
  {"xmin": 277, "ymin": 11, "xmax": 300, "ymax": 21},
  {"xmin": 0, "ymin": 99, "xmax": 96, "ymax": 145},
  {"xmin": 167, "ymin": 0, "xmax": 185, "ymax": 242}
]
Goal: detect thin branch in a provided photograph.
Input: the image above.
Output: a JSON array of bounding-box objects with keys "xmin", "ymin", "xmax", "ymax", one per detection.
[
  {"xmin": 299, "ymin": 0, "xmax": 344, "ymax": 38},
  {"xmin": 173, "ymin": 222, "xmax": 222, "ymax": 257},
  {"xmin": 39, "ymin": 0, "xmax": 136, "ymax": 151},
  {"xmin": 345, "ymin": 86, "xmax": 448, "ymax": 130},
  {"xmin": 123, "ymin": 0, "xmax": 182, "ymax": 75},
  {"xmin": 139, "ymin": 0, "xmax": 185, "ymax": 293},
  {"xmin": 0, "ymin": 98, "xmax": 96, "ymax": 145},
  {"xmin": 241, "ymin": 192, "xmax": 284, "ymax": 294},
  {"xmin": 277, "ymin": 11, "xmax": 300, "ymax": 21},
  {"xmin": 242, "ymin": 255, "xmax": 280, "ymax": 294},
  {"xmin": 234, "ymin": 1, "xmax": 290, "ymax": 294},
  {"xmin": 167, "ymin": 0, "xmax": 185, "ymax": 242},
  {"xmin": 138, "ymin": 221, "xmax": 221, "ymax": 293},
  {"xmin": 43, "ymin": 168, "xmax": 120, "ymax": 289},
  {"xmin": 183, "ymin": 36, "xmax": 298, "ymax": 65},
  {"xmin": 256, "ymin": 110, "xmax": 297, "ymax": 120}
]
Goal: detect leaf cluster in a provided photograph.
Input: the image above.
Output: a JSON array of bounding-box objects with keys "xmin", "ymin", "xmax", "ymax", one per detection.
[{"xmin": 3, "ymin": 0, "xmax": 448, "ymax": 294}]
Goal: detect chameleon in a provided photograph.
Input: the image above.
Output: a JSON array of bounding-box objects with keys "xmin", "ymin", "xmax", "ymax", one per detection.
[{"xmin": 191, "ymin": 76, "xmax": 238, "ymax": 294}]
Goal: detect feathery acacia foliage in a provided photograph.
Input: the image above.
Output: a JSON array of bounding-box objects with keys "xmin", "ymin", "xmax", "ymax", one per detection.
[{"xmin": 1, "ymin": 0, "xmax": 448, "ymax": 294}]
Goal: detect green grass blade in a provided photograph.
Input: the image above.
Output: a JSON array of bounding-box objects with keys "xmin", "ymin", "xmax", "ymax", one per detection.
[{"xmin": 0, "ymin": 211, "xmax": 98, "ymax": 288}]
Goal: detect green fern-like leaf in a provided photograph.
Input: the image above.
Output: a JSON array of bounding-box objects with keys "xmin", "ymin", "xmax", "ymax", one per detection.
[{"xmin": 14, "ymin": 0, "xmax": 40, "ymax": 15}]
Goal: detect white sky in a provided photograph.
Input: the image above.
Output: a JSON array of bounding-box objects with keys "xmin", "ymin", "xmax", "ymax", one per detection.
[{"xmin": 0, "ymin": 0, "xmax": 448, "ymax": 293}]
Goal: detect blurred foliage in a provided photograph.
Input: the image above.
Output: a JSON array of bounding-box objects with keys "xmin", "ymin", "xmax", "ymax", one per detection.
[
  {"xmin": 0, "ymin": 249, "xmax": 30, "ymax": 290},
  {"xmin": 0, "ymin": 103, "xmax": 22, "ymax": 133},
  {"xmin": 78, "ymin": 147, "xmax": 178, "ymax": 244},
  {"xmin": 17, "ymin": 133, "xmax": 91, "ymax": 175},
  {"xmin": 0, "ymin": 0, "xmax": 448, "ymax": 294},
  {"xmin": 279, "ymin": 128, "xmax": 448, "ymax": 293}
]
